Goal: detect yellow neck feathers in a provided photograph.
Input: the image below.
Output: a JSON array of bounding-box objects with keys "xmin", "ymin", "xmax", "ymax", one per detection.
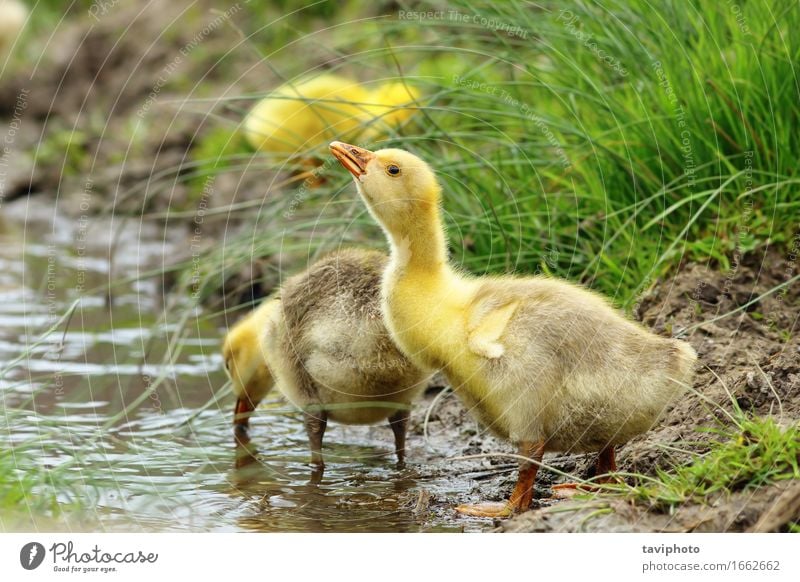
[{"xmin": 386, "ymin": 200, "xmax": 448, "ymax": 274}]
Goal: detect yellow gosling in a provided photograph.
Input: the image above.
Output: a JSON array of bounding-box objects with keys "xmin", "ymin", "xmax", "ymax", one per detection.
[
  {"xmin": 330, "ymin": 141, "xmax": 697, "ymax": 517},
  {"xmin": 243, "ymin": 74, "xmax": 418, "ymax": 156},
  {"xmin": 222, "ymin": 250, "xmax": 430, "ymax": 466},
  {"xmin": 222, "ymin": 299, "xmax": 279, "ymax": 435},
  {"xmin": 0, "ymin": 0, "xmax": 27, "ymax": 56}
]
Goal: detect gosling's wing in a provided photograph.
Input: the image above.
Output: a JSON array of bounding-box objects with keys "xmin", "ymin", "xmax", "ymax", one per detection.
[{"xmin": 467, "ymin": 299, "xmax": 520, "ymax": 360}]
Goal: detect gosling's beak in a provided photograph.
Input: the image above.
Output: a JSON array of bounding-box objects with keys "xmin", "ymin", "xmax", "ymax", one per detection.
[
  {"xmin": 329, "ymin": 141, "xmax": 375, "ymax": 178},
  {"xmin": 233, "ymin": 397, "xmax": 255, "ymax": 434}
]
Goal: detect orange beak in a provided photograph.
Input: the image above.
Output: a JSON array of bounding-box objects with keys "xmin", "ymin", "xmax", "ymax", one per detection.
[
  {"xmin": 329, "ymin": 141, "xmax": 375, "ymax": 178},
  {"xmin": 233, "ymin": 397, "xmax": 255, "ymax": 430}
]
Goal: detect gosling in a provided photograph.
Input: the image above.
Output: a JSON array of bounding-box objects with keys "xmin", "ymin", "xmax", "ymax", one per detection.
[
  {"xmin": 330, "ymin": 141, "xmax": 697, "ymax": 517},
  {"xmin": 222, "ymin": 249, "xmax": 430, "ymax": 466}
]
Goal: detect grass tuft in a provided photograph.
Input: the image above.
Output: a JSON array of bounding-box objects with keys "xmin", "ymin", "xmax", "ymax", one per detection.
[{"xmin": 626, "ymin": 416, "xmax": 799, "ymax": 510}]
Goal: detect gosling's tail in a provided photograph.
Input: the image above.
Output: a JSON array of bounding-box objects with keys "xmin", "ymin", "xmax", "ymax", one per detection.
[{"xmin": 669, "ymin": 339, "xmax": 697, "ymax": 390}]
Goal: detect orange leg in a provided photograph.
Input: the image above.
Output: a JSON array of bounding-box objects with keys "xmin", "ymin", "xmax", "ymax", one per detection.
[
  {"xmin": 388, "ymin": 409, "xmax": 410, "ymax": 466},
  {"xmin": 304, "ymin": 410, "xmax": 328, "ymax": 467},
  {"xmin": 595, "ymin": 445, "xmax": 617, "ymax": 482},
  {"xmin": 294, "ymin": 159, "xmax": 326, "ymax": 188},
  {"xmin": 456, "ymin": 441, "xmax": 545, "ymax": 518},
  {"xmin": 551, "ymin": 445, "xmax": 617, "ymax": 496}
]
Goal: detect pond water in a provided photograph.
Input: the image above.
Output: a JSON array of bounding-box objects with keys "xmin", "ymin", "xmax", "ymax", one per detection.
[{"xmin": 0, "ymin": 200, "xmax": 485, "ymax": 532}]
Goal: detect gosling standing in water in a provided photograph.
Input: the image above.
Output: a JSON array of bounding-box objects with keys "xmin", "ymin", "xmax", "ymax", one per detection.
[
  {"xmin": 330, "ymin": 141, "xmax": 697, "ymax": 517},
  {"xmin": 222, "ymin": 249, "xmax": 430, "ymax": 466}
]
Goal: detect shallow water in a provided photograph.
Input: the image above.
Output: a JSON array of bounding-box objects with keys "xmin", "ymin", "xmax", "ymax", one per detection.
[{"xmin": 0, "ymin": 201, "xmax": 482, "ymax": 532}]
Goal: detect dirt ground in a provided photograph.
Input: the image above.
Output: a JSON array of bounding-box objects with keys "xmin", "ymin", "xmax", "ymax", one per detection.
[
  {"xmin": 1, "ymin": 1, "xmax": 305, "ymax": 311},
  {"xmin": 1, "ymin": 1, "xmax": 273, "ymax": 226}
]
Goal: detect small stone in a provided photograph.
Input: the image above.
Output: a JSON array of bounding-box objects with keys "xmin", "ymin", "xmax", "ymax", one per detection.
[
  {"xmin": 734, "ymin": 291, "xmax": 760, "ymax": 311},
  {"xmin": 698, "ymin": 283, "xmax": 722, "ymax": 304}
]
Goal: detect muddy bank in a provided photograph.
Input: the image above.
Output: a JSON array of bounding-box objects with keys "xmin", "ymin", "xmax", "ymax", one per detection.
[
  {"xmin": 0, "ymin": 0, "xmax": 274, "ymax": 219},
  {"xmin": 0, "ymin": 0, "xmax": 309, "ymax": 309},
  {"xmin": 500, "ymin": 480, "xmax": 800, "ymax": 533},
  {"xmin": 495, "ymin": 249, "xmax": 799, "ymax": 532}
]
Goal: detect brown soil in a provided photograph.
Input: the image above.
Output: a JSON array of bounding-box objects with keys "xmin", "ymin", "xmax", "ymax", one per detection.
[
  {"xmin": 500, "ymin": 480, "xmax": 800, "ymax": 533},
  {"xmin": 1, "ymin": 1, "xmax": 294, "ymax": 307},
  {"xmin": 1, "ymin": 0, "xmax": 272, "ymax": 217}
]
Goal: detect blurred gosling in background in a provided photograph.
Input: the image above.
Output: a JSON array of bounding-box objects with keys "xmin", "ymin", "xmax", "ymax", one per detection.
[
  {"xmin": 243, "ymin": 74, "xmax": 419, "ymax": 158},
  {"xmin": 0, "ymin": 0, "xmax": 27, "ymax": 57}
]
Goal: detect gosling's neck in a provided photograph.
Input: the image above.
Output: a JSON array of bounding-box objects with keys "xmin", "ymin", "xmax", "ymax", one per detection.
[{"xmin": 384, "ymin": 203, "xmax": 449, "ymax": 278}]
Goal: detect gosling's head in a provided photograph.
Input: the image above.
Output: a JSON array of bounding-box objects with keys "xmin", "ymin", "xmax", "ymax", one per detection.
[
  {"xmin": 329, "ymin": 142, "xmax": 440, "ymax": 234},
  {"xmin": 222, "ymin": 307, "xmax": 276, "ymax": 436}
]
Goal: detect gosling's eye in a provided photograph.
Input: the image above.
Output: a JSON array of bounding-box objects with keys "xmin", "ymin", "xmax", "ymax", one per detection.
[{"xmin": 386, "ymin": 164, "xmax": 401, "ymax": 176}]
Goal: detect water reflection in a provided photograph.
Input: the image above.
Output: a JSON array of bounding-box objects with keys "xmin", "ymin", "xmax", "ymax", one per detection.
[{"xmin": 229, "ymin": 436, "xmax": 444, "ymax": 533}]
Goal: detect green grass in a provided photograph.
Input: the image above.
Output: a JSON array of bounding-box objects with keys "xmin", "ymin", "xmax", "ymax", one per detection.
[
  {"xmin": 0, "ymin": 303, "xmax": 90, "ymax": 529},
  {"xmin": 417, "ymin": 0, "xmax": 800, "ymax": 304},
  {"xmin": 0, "ymin": 446, "xmax": 56, "ymax": 514},
  {"xmin": 0, "ymin": 387, "xmax": 96, "ymax": 530},
  {"xmin": 0, "ymin": 434, "xmax": 85, "ymax": 521},
  {"xmin": 180, "ymin": 0, "xmax": 800, "ymax": 310},
  {"xmin": 626, "ymin": 416, "xmax": 799, "ymax": 510}
]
